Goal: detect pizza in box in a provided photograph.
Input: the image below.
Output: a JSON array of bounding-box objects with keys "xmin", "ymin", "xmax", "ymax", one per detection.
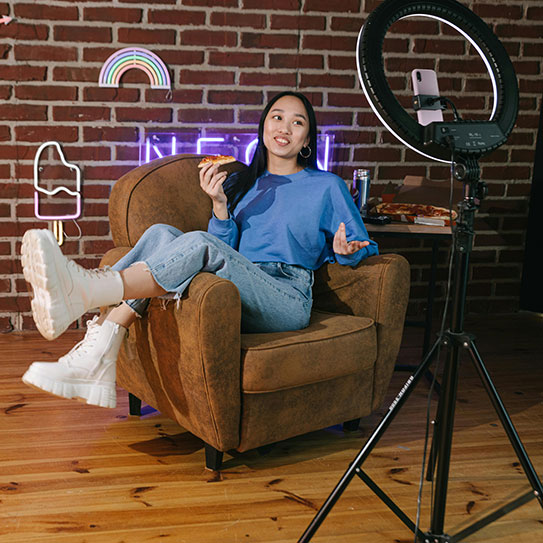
[{"xmin": 372, "ymin": 202, "xmax": 457, "ymax": 226}]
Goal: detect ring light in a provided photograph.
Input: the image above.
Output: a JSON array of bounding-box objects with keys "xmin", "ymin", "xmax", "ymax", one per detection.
[{"xmin": 356, "ymin": 0, "xmax": 518, "ymax": 163}]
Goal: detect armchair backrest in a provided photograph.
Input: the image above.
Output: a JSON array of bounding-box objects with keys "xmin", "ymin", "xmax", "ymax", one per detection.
[{"xmin": 108, "ymin": 154, "xmax": 246, "ymax": 248}]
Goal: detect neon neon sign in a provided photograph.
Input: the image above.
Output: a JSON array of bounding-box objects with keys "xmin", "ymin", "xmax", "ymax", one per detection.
[{"xmin": 140, "ymin": 132, "xmax": 334, "ymax": 171}]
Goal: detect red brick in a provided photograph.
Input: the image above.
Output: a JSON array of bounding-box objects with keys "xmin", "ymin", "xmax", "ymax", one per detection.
[
  {"xmin": 239, "ymin": 72, "xmax": 297, "ymax": 87},
  {"xmin": 84, "ymin": 6, "xmax": 142, "ymax": 23},
  {"xmin": 83, "ymin": 240, "xmax": 115, "ymax": 255},
  {"xmin": 303, "ymin": 34, "xmax": 357, "ymax": 51},
  {"xmin": 144, "ymin": 88, "xmax": 202, "ymax": 104},
  {"xmin": 271, "ymin": 14, "xmax": 326, "ymax": 30},
  {"xmin": 300, "ymin": 73, "xmax": 355, "ymax": 89},
  {"xmin": 15, "ymin": 3, "xmax": 78, "ymax": 20},
  {"xmin": 0, "ymin": 105, "xmax": 47, "ymax": 121},
  {"xmin": 524, "ymin": 42, "xmax": 543, "ymax": 57},
  {"xmin": 242, "ymin": 32, "xmax": 298, "ymax": 49},
  {"xmin": 181, "ymin": 29, "xmax": 237, "ymax": 47},
  {"xmin": 118, "ymin": 27, "xmax": 176, "ymax": 44},
  {"xmin": 182, "ymin": 0, "xmax": 237, "ymax": 5},
  {"xmin": 15, "ymin": 85, "xmax": 77, "ymax": 101},
  {"xmin": 328, "ymin": 92, "xmax": 368, "ymax": 108},
  {"xmin": 83, "ymin": 87, "xmax": 140, "ymax": 102},
  {"xmin": 115, "ymin": 145, "xmax": 140, "ymax": 162},
  {"xmin": 495, "ymin": 23, "xmax": 543, "ymax": 38},
  {"xmin": 241, "ymin": 0, "xmax": 299, "ymax": 8},
  {"xmin": 53, "ymin": 66, "xmax": 101, "ymax": 82},
  {"xmin": 328, "ymin": 55, "xmax": 356, "ymax": 71},
  {"xmin": 0, "ymin": 65, "xmax": 46, "ymax": 81},
  {"xmin": 413, "ymin": 38, "xmax": 465, "ymax": 55},
  {"xmin": 0, "ymin": 85, "xmax": 11, "ymax": 100},
  {"xmin": 115, "ymin": 107, "xmax": 173, "ymax": 123},
  {"xmin": 209, "ymin": 51, "xmax": 265, "ymax": 67},
  {"xmin": 353, "ymin": 147, "xmax": 402, "ymax": 162},
  {"xmin": 304, "ymin": 0, "xmax": 360, "ymax": 12},
  {"xmin": 212, "ymin": 12, "xmax": 266, "ymax": 28},
  {"xmin": 208, "ymin": 90, "xmax": 262, "ymax": 105},
  {"xmin": 149, "ymin": 9, "xmax": 205, "ymax": 25},
  {"xmin": 84, "ymin": 127, "xmax": 139, "ymax": 142},
  {"xmin": 473, "ymin": 4, "xmax": 523, "ymax": 20},
  {"xmin": 239, "ymin": 109, "xmax": 265, "ymax": 125},
  {"xmin": 180, "ymin": 70, "xmax": 235, "ymax": 85},
  {"xmin": 512, "ymin": 60, "xmax": 540, "ymax": 75},
  {"xmin": 16, "ymin": 126, "xmax": 79, "ymax": 142},
  {"xmin": 53, "ymin": 106, "xmax": 111, "ymax": 122},
  {"xmin": 330, "ymin": 16, "xmax": 364, "ymax": 32},
  {"xmin": 315, "ymin": 111, "xmax": 354, "ymax": 126},
  {"xmin": 2, "ymin": 23, "xmax": 48, "ymax": 40},
  {"xmin": 82, "ymin": 184, "xmax": 114, "ymax": 199},
  {"xmin": 155, "ymin": 49, "xmax": 205, "ymax": 66},
  {"xmin": 377, "ymin": 166, "xmax": 426, "ymax": 180},
  {"xmin": 54, "ymin": 25, "xmax": 112, "ymax": 43},
  {"xmin": 0, "ymin": 203, "xmax": 11, "ymax": 217},
  {"xmin": 15, "ymin": 45, "xmax": 78, "ymax": 62},
  {"xmin": 84, "ymin": 166, "xmax": 136, "ymax": 182},
  {"xmin": 527, "ymin": 6, "xmax": 543, "ymax": 20},
  {"xmin": 178, "ymin": 108, "xmax": 234, "ymax": 124},
  {"xmin": 0, "ymin": 241, "xmax": 11, "ymax": 256},
  {"xmin": 269, "ymin": 54, "xmax": 323, "ymax": 70},
  {"xmin": 59, "ymin": 146, "xmax": 111, "ymax": 162}
]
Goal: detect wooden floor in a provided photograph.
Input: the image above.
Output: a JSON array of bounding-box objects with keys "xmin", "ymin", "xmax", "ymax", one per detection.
[{"xmin": 1, "ymin": 313, "xmax": 542, "ymax": 542}]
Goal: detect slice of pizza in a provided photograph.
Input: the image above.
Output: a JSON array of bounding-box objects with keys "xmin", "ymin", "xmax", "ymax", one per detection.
[{"xmin": 197, "ymin": 155, "xmax": 236, "ymax": 168}]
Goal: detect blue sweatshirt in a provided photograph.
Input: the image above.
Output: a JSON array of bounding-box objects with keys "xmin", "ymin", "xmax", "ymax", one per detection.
[{"xmin": 207, "ymin": 168, "xmax": 378, "ymax": 270}]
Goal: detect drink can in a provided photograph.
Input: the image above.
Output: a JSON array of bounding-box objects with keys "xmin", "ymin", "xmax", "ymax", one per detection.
[{"xmin": 352, "ymin": 169, "xmax": 371, "ymax": 214}]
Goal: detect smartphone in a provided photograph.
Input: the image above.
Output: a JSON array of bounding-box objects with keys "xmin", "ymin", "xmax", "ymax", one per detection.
[{"xmin": 411, "ymin": 69, "xmax": 444, "ymax": 126}]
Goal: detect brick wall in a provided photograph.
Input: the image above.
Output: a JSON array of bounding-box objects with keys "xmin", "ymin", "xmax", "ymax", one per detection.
[{"xmin": 1, "ymin": 0, "xmax": 542, "ymax": 332}]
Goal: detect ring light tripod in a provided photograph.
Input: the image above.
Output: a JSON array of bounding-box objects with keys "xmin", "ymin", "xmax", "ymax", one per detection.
[{"xmin": 299, "ymin": 1, "xmax": 542, "ymax": 541}]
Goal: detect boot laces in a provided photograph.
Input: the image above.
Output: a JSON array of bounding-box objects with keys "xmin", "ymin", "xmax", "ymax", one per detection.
[
  {"xmin": 67, "ymin": 260, "xmax": 116, "ymax": 280},
  {"xmin": 61, "ymin": 316, "xmax": 102, "ymax": 366}
]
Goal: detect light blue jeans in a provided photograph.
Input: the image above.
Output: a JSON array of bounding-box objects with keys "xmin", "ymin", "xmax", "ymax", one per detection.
[{"xmin": 111, "ymin": 223, "xmax": 314, "ymax": 333}]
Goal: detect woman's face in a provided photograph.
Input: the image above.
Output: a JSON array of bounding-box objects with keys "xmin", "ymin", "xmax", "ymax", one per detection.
[{"xmin": 262, "ymin": 95, "xmax": 311, "ymax": 167}]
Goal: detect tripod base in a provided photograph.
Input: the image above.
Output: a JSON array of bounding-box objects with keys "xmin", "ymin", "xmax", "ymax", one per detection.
[{"xmin": 298, "ymin": 329, "xmax": 543, "ymax": 543}]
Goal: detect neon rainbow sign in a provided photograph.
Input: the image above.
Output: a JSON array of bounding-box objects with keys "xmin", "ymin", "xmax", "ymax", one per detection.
[
  {"xmin": 99, "ymin": 47, "xmax": 171, "ymax": 89},
  {"xmin": 141, "ymin": 132, "xmax": 333, "ymax": 171}
]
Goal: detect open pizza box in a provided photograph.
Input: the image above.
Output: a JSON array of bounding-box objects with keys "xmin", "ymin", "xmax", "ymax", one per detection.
[{"xmin": 375, "ymin": 175, "xmax": 464, "ymax": 226}]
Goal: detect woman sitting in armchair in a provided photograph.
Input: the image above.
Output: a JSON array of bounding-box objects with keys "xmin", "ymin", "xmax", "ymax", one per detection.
[{"xmin": 21, "ymin": 91, "xmax": 378, "ymax": 409}]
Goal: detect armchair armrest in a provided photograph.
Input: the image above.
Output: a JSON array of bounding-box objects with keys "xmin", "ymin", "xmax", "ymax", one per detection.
[
  {"xmin": 100, "ymin": 248, "xmax": 242, "ymax": 452},
  {"xmin": 313, "ymin": 254, "xmax": 410, "ymax": 409}
]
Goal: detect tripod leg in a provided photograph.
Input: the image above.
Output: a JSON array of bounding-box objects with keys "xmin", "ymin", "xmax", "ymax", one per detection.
[
  {"xmin": 466, "ymin": 339, "xmax": 543, "ymax": 509},
  {"xmin": 429, "ymin": 340, "xmax": 461, "ymax": 536},
  {"xmin": 298, "ymin": 337, "xmax": 443, "ymax": 542}
]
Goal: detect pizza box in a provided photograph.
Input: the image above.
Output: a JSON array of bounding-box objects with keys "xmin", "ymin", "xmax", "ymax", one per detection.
[{"xmin": 373, "ymin": 175, "xmax": 463, "ymax": 226}]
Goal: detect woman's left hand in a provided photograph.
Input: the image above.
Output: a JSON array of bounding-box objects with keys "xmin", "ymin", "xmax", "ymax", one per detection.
[{"xmin": 333, "ymin": 222, "xmax": 370, "ymax": 255}]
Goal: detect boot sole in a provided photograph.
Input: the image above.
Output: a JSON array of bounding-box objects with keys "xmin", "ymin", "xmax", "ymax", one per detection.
[
  {"xmin": 22, "ymin": 366, "xmax": 117, "ymax": 409},
  {"xmin": 21, "ymin": 229, "xmax": 81, "ymax": 340}
]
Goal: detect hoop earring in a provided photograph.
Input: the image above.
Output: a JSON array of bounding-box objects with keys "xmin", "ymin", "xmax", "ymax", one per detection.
[{"xmin": 299, "ymin": 146, "xmax": 312, "ymax": 159}]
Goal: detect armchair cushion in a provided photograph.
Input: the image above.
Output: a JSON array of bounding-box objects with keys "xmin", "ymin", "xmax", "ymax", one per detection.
[{"xmin": 241, "ymin": 310, "xmax": 376, "ymax": 393}]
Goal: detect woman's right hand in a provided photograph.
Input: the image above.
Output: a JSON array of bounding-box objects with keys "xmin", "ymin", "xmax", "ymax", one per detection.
[{"xmin": 199, "ymin": 162, "xmax": 229, "ymax": 219}]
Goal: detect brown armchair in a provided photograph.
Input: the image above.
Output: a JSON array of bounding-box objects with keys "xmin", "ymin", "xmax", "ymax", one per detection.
[{"xmin": 101, "ymin": 154, "xmax": 410, "ymax": 470}]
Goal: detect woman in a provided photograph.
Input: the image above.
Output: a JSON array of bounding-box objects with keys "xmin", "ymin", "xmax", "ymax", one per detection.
[{"xmin": 21, "ymin": 91, "xmax": 378, "ymax": 408}]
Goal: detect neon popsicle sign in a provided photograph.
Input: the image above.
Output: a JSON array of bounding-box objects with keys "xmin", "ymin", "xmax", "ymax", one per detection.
[{"xmin": 141, "ymin": 132, "xmax": 333, "ymax": 171}]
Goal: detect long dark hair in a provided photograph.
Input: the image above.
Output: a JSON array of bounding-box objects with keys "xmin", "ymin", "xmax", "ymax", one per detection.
[{"xmin": 224, "ymin": 91, "xmax": 319, "ymax": 212}]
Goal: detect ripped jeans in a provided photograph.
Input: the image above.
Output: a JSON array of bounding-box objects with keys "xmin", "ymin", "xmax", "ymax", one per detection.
[{"xmin": 111, "ymin": 223, "xmax": 314, "ymax": 333}]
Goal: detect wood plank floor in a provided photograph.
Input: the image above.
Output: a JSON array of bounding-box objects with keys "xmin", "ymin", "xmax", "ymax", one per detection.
[{"xmin": 1, "ymin": 313, "xmax": 542, "ymax": 542}]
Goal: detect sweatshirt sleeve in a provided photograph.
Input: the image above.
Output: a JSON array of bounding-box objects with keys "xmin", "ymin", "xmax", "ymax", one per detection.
[
  {"xmin": 207, "ymin": 211, "xmax": 240, "ymax": 250},
  {"xmin": 327, "ymin": 178, "xmax": 379, "ymax": 267}
]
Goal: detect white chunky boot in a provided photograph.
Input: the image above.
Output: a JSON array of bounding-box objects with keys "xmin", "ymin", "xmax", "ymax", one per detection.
[
  {"xmin": 21, "ymin": 229, "xmax": 124, "ymax": 340},
  {"xmin": 22, "ymin": 317, "xmax": 127, "ymax": 408}
]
